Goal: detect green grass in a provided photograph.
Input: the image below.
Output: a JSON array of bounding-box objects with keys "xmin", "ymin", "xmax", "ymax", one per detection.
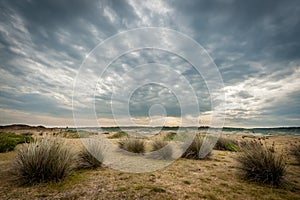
[
  {"xmin": 214, "ymin": 137, "xmax": 240, "ymax": 152},
  {"xmin": 164, "ymin": 132, "xmax": 177, "ymax": 141},
  {"xmin": 108, "ymin": 131, "xmax": 128, "ymax": 139},
  {"xmin": 0, "ymin": 133, "xmax": 33, "ymax": 153}
]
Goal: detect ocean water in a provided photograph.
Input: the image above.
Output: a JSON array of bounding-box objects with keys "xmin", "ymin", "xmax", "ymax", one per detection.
[{"xmin": 76, "ymin": 127, "xmax": 300, "ymax": 135}]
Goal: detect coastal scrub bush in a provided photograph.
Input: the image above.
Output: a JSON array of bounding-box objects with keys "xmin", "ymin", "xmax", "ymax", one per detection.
[
  {"xmin": 118, "ymin": 138, "xmax": 145, "ymax": 154},
  {"xmin": 214, "ymin": 137, "xmax": 240, "ymax": 152},
  {"xmin": 108, "ymin": 131, "xmax": 128, "ymax": 139},
  {"xmin": 164, "ymin": 132, "xmax": 177, "ymax": 141},
  {"xmin": 78, "ymin": 139, "xmax": 105, "ymax": 169},
  {"xmin": 290, "ymin": 145, "xmax": 300, "ymax": 165},
  {"xmin": 13, "ymin": 137, "xmax": 75, "ymax": 184},
  {"xmin": 0, "ymin": 133, "xmax": 33, "ymax": 153},
  {"xmin": 236, "ymin": 140, "xmax": 286, "ymax": 186},
  {"xmin": 150, "ymin": 139, "xmax": 173, "ymax": 160},
  {"xmin": 182, "ymin": 135, "xmax": 212, "ymax": 159}
]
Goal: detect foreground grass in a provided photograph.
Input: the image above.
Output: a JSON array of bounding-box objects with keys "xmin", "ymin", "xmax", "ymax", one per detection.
[{"xmin": 0, "ymin": 134, "xmax": 299, "ymax": 200}]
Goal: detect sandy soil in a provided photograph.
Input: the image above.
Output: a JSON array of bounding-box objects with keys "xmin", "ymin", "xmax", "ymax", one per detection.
[{"xmin": 0, "ymin": 125, "xmax": 299, "ymax": 200}]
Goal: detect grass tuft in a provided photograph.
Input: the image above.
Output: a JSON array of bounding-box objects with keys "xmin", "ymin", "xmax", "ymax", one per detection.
[
  {"xmin": 118, "ymin": 138, "xmax": 145, "ymax": 154},
  {"xmin": 181, "ymin": 135, "xmax": 212, "ymax": 160},
  {"xmin": 77, "ymin": 139, "xmax": 105, "ymax": 169},
  {"xmin": 164, "ymin": 132, "xmax": 177, "ymax": 141},
  {"xmin": 12, "ymin": 137, "xmax": 75, "ymax": 184},
  {"xmin": 236, "ymin": 140, "xmax": 286, "ymax": 186},
  {"xmin": 150, "ymin": 139, "xmax": 173, "ymax": 160},
  {"xmin": 214, "ymin": 137, "xmax": 240, "ymax": 152}
]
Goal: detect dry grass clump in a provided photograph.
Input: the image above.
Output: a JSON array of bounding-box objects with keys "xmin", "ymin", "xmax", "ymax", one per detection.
[
  {"xmin": 290, "ymin": 144, "xmax": 300, "ymax": 165},
  {"xmin": 78, "ymin": 139, "xmax": 105, "ymax": 169},
  {"xmin": 118, "ymin": 138, "xmax": 145, "ymax": 154},
  {"xmin": 236, "ymin": 140, "xmax": 286, "ymax": 186},
  {"xmin": 214, "ymin": 137, "xmax": 240, "ymax": 152},
  {"xmin": 181, "ymin": 135, "xmax": 212, "ymax": 160},
  {"xmin": 13, "ymin": 137, "xmax": 75, "ymax": 184},
  {"xmin": 150, "ymin": 140, "xmax": 173, "ymax": 160},
  {"xmin": 164, "ymin": 132, "xmax": 177, "ymax": 141}
]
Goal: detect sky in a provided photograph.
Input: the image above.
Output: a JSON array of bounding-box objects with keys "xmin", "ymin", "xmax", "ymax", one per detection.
[{"xmin": 0, "ymin": 0, "xmax": 299, "ymax": 128}]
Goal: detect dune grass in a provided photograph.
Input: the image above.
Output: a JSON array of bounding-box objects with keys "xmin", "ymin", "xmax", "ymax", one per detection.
[
  {"xmin": 150, "ymin": 139, "xmax": 173, "ymax": 160},
  {"xmin": 236, "ymin": 140, "xmax": 286, "ymax": 186},
  {"xmin": 0, "ymin": 133, "xmax": 33, "ymax": 153},
  {"xmin": 118, "ymin": 138, "xmax": 145, "ymax": 154},
  {"xmin": 214, "ymin": 137, "xmax": 240, "ymax": 152},
  {"xmin": 78, "ymin": 139, "xmax": 105, "ymax": 169},
  {"xmin": 108, "ymin": 131, "xmax": 128, "ymax": 139},
  {"xmin": 12, "ymin": 137, "xmax": 75, "ymax": 184},
  {"xmin": 181, "ymin": 135, "xmax": 212, "ymax": 160}
]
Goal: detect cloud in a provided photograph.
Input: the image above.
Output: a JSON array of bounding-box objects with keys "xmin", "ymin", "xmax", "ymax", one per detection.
[{"xmin": 0, "ymin": 0, "xmax": 299, "ymax": 127}]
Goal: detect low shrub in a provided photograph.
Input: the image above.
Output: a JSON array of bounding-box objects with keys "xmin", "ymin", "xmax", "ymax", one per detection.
[
  {"xmin": 108, "ymin": 131, "xmax": 128, "ymax": 139},
  {"xmin": 214, "ymin": 137, "xmax": 240, "ymax": 152},
  {"xmin": 181, "ymin": 135, "xmax": 212, "ymax": 159},
  {"xmin": 78, "ymin": 139, "xmax": 105, "ymax": 169},
  {"xmin": 118, "ymin": 138, "xmax": 145, "ymax": 154},
  {"xmin": 13, "ymin": 137, "xmax": 75, "ymax": 184},
  {"xmin": 0, "ymin": 133, "xmax": 33, "ymax": 153},
  {"xmin": 164, "ymin": 132, "xmax": 177, "ymax": 141},
  {"xmin": 150, "ymin": 140, "xmax": 173, "ymax": 160},
  {"xmin": 236, "ymin": 140, "xmax": 286, "ymax": 186},
  {"xmin": 290, "ymin": 144, "xmax": 300, "ymax": 165}
]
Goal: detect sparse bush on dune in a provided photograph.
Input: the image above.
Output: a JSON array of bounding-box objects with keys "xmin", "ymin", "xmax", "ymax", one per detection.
[
  {"xmin": 13, "ymin": 137, "xmax": 75, "ymax": 184},
  {"xmin": 214, "ymin": 137, "xmax": 240, "ymax": 152},
  {"xmin": 0, "ymin": 133, "xmax": 33, "ymax": 153},
  {"xmin": 236, "ymin": 140, "xmax": 286, "ymax": 186},
  {"xmin": 181, "ymin": 135, "xmax": 212, "ymax": 160},
  {"xmin": 150, "ymin": 139, "xmax": 173, "ymax": 160},
  {"xmin": 108, "ymin": 131, "xmax": 128, "ymax": 139},
  {"xmin": 118, "ymin": 138, "xmax": 145, "ymax": 154},
  {"xmin": 78, "ymin": 139, "xmax": 105, "ymax": 169},
  {"xmin": 290, "ymin": 144, "xmax": 300, "ymax": 165}
]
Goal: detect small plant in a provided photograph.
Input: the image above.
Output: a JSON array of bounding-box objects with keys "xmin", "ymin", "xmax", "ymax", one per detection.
[
  {"xmin": 181, "ymin": 135, "xmax": 212, "ymax": 159},
  {"xmin": 290, "ymin": 144, "xmax": 300, "ymax": 165},
  {"xmin": 150, "ymin": 139, "xmax": 173, "ymax": 160},
  {"xmin": 236, "ymin": 140, "xmax": 286, "ymax": 186},
  {"xmin": 13, "ymin": 137, "xmax": 75, "ymax": 184},
  {"xmin": 108, "ymin": 131, "xmax": 128, "ymax": 139},
  {"xmin": 0, "ymin": 133, "xmax": 33, "ymax": 153},
  {"xmin": 214, "ymin": 137, "xmax": 240, "ymax": 152},
  {"xmin": 78, "ymin": 139, "xmax": 105, "ymax": 169},
  {"xmin": 118, "ymin": 138, "xmax": 145, "ymax": 154},
  {"xmin": 164, "ymin": 132, "xmax": 177, "ymax": 141}
]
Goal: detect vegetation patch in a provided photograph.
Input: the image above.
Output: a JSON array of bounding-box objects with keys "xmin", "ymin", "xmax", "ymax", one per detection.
[
  {"xmin": 164, "ymin": 132, "xmax": 177, "ymax": 141},
  {"xmin": 0, "ymin": 133, "xmax": 33, "ymax": 153},
  {"xmin": 77, "ymin": 139, "xmax": 105, "ymax": 169},
  {"xmin": 108, "ymin": 131, "xmax": 128, "ymax": 139},
  {"xmin": 13, "ymin": 137, "xmax": 75, "ymax": 184},
  {"xmin": 118, "ymin": 138, "xmax": 145, "ymax": 154},
  {"xmin": 149, "ymin": 139, "xmax": 173, "ymax": 160},
  {"xmin": 236, "ymin": 140, "xmax": 286, "ymax": 186},
  {"xmin": 214, "ymin": 137, "xmax": 240, "ymax": 152},
  {"xmin": 182, "ymin": 135, "xmax": 212, "ymax": 160}
]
